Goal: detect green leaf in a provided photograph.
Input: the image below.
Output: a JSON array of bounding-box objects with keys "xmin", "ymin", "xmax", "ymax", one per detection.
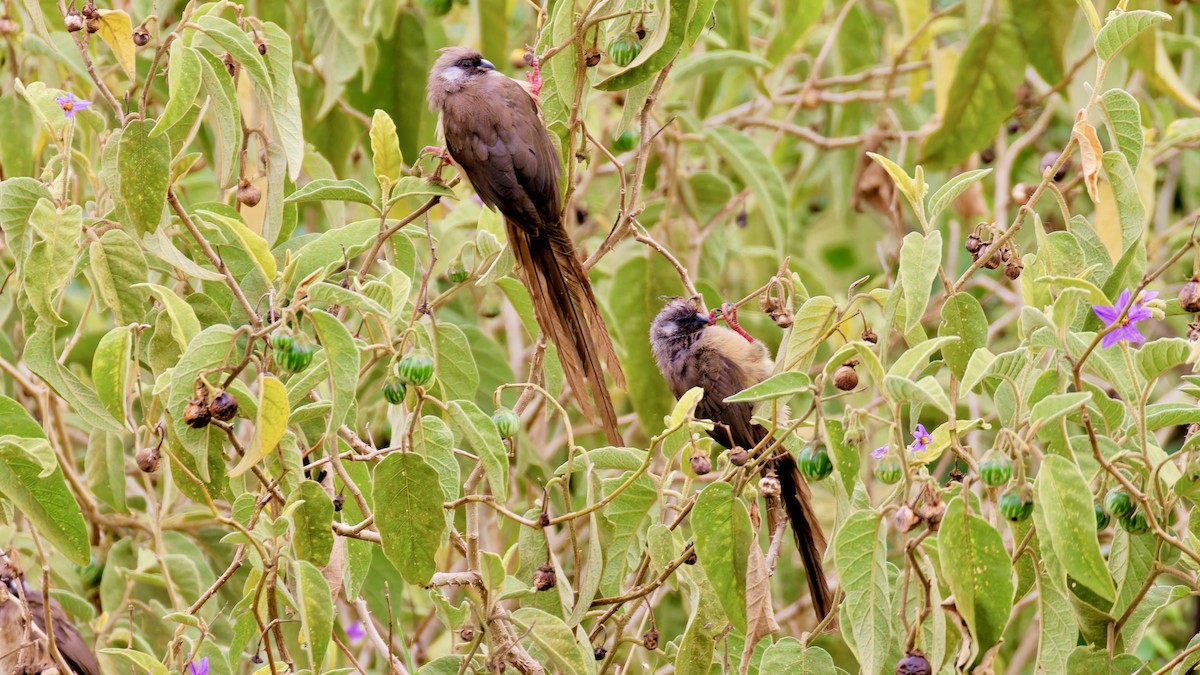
[
  {"xmin": 510, "ymin": 608, "xmax": 593, "ymax": 675},
  {"xmin": 447, "ymin": 400, "xmax": 509, "ymax": 503},
  {"xmin": 0, "ymin": 395, "xmax": 45, "ymax": 439},
  {"xmin": 231, "ymin": 375, "xmax": 289, "ymax": 477},
  {"xmin": 371, "ymin": 109, "xmax": 403, "ymax": 188},
  {"xmin": 92, "ymin": 325, "xmax": 132, "ymax": 424},
  {"xmin": 919, "ymin": 21, "xmax": 1027, "ymax": 170},
  {"xmin": 118, "ymin": 119, "xmax": 170, "ymax": 235},
  {"xmin": 595, "ymin": 0, "xmax": 691, "ymax": 91},
  {"xmin": 767, "ymin": 0, "xmax": 822, "ymax": 64},
  {"xmin": 99, "ymin": 649, "xmax": 169, "ymax": 675},
  {"xmin": 85, "ymin": 430, "xmax": 126, "ymax": 514},
  {"xmin": 1101, "ymin": 151, "xmax": 1146, "ymax": 252},
  {"xmin": 900, "ymin": 231, "xmax": 943, "ymax": 334},
  {"xmin": 388, "ymin": 175, "xmax": 457, "ymax": 202},
  {"xmin": 194, "ymin": 15, "xmax": 274, "ymax": 97},
  {"xmin": 1036, "ymin": 555, "xmax": 1076, "ymax": 673},
  {"xmin": 25, "ymin": 327, "xmax": 122, "ymax": 433},
  {"xmin": 1094, "ymin": 10, "xmax": 1170, "ymax": 61},
  {"xmin": 293, "ymin": 559, "xmax": 334, "ymax": 671},
  {"xmin": 309, "ymin": 310, "xmax": 360, "ymax": 434},
  {"xmin": 1100, "ymin": 89, "xmax": 1143, "ymax": 172},
  {"xmin": 134, "ymin": 283, "xmax": 201, "ymax": 351},
  {"xmin": 286, "ymin": 178, "xmax": 376, "ymax": 205},
  {"xmin": 692, "ymin": 481, "xmax": 752, "ymax": 632},
  {"xmin": 1030, "ymin": 392, "xmax": 1092, "ymax": 428},
  {"xmin": 937, "ymin": 294, "xmax": 986, "ymax": 380},
  {"xmin": 374, "ymin": 452, "xmax": 445, "ymax": 585},
  {"xmin": 724, "ymin": 372, "xmax": 811, "ymax": 403},
  {"xmin": 609, "ymin": 255, "xmax": 678, "ymax": 432},
  {"xmin": 832, "ymin": 511, "xmax": 890, "ymax": 675},
  {"xmin": 196, "ymin": 48, "xmax": 243, "ymax": 186},
  {"xmin": 261, "ymin": 21, "xmax": 305, "ymax": 181},
  {"xmin": 865, "ymin": 152, "xmax": 919, "ymax": 215},
  {"xmin": 474, "ymin": 0, "xmax": 507, "ymax": 72},
  {"xmin": 672, "ymin": 50, "xmax": 772, "ymax": 81},
  {"xmin": 760, "ymin": 637, "xmax": 836, "ymax": 673},
  {"xmin": 153, "ymin": 42, "xmax": 202, "ymax": 137},
  {"xmin": 89, "ymin": 230, "xmax": 149, "ymax": 324},
  {"xmin": 927, "ymin": 169, "xmax": 991, "ymax": 224},
  {"xmin": 434, "ymin": 323, "xmax": 480, "ymax": 402},
  {"xmin": 1157, "ymin": 118, "xmax": 1200, "ymax": 157},
  {"xmin": 1137, "ymin": 337, "xmax": 1190, "ymax": 381},
  {"xmin": 288, "ymin": 480, "xmax": 334, "ymax": 566},
  {"xmin": 783, "ymin": 295, "xmax": 838, "ymax": 372},
  {"xmin": 1067, "ymin": 647, "xmax": 1141, "ymax": 674},
  {"xmin": 704, "ymin": 127, "xmax": 790, "ymax": 248},
  {"xmin": 938, "ymin": 496, "xmax": 1014, "ymax": 655},
  {"xmin": 1011, "ymin": 0, "xmax": 1074, "ymax": 83},
  {"xmin": 566, "ymin": 470, "xmax": 604, "ymax": 627},
  {"xmin": 196, "ymin": 209, "xmax": 278, "ymax": 281},
  {"xmin": 23, "ymin": 198, "xmax": 80, "ymax": 326},
  {"xmin": 1036, "ymin": 456, "xmax": 1115, "ymax": 609},
  {"xmin": 0, "ymin": 436, "xmax": 90, "ymax": 565},
  {"xmin": 0, "ymin": 177, "xmax": 51, "ymax": 263}
]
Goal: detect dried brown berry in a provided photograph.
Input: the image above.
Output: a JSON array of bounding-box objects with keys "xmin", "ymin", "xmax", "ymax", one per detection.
[
  {"xmin": 1011, "ymin": 183, "xmax": 1033, "ymax": 206},
  {"xmin": 684, "ymin": 549, "xmax": 697, "ymax": 565},
  {"xmin": 964, "ymin": 233, "xmax": 983, "ymax": 254},
  {"xmin": 81, "ymin": 2, "xmax": 98, "ymax": 19},
  {"xmin": 256, "ymin": 40, "xmax": 268, "ymax": 55},
  {"xmin": 896, "ymin": 652, "xmax": 932, "ymax": 675},
  {"xmin": 893, "ymin": 504, "xmax": 921, "ymax": 533},
  {"xmin": 759, "ymin": 473, "xmax": 781, "ymax": 498},
  {"xmin": 65, "ymin": 10, "xmax": 85, "ymax": 31},
  {"xmin": 538, "ymin": 511, "xmax": 551, "ymax": 528},
  {"xmin": 136, "ymin": 445, "xmax": 160, "ymax": 473},
  {"xmin": 729, "ymin": 446, "xmax": 749, "ymax": 467},
  {"xmin": 980, "ymin": 146, "xmax": 995, "ymax": 164},
  {"xmin": 459, "ymin": 625, "xmax": 475, "ymax": 642},
  {"xmin": 593, "ymin": 646, "xmax": 607, "ymax": 661},
  {"xmin": 689, "ymin": 451, "xmax": 712, "ymax": 476},
  {"xmin": 833, "ymin": 361, "xmax": 859, "ymax": 391},
  {"xmin": 1040, "ymin": 151, "xmax": 1069, "ymax": 181},
  {"xmin": 584, "ymin": 48, "xmax": 601, "ymax": 67},
  {"xmin": 1189, "ymin": 320, "xmax": 1200, "ymax": 342},
  {"xmin": 1006, "ymin": 119, "xmax": 1021, "ymax": 135},
  {"xmin": 759, "ymin": 294, "xmax": 794, "ymax": 328},
  {"xmin": 237, "ymin": 180, "xmax": 262, "ymax": 207},
  {"xmin": 85, "ymin": 15, "xmax": 100, "ymax": 33},
  {"xmin": 533, "ymin": 563, "xmax": 556, "ymax": 591},
  {"xmin": 642, "ymin": 628, "xmax": 659, "ymax": 651},
  {"xmin": 221, "ymin": 52, "xmax": 238, "ymax": 77},
  {"xmin": 0, "ymin": 15, "xmax": 18, "ymax": 35},
  {"xmin": 332, "ymin": 492, "xmax": 345, "ymax": 511},
  {"xmin": 208, "ymin": 391, "xmax": 238, "ymax": 422},
  {"xmin": 184, "ymin": 398, "xmax": 211, "ymax": 429},
  {"xmin": 133, "ymin": 26, "xmax": 150, "ymax": 46},
  {"xmin": 1004, "ymin": 261, "xmax": 1023, "ymax": 280},
  {"xmin": 1179, "ymin": 277, "xmax": 1200, "ymax": 313},
  {"xmin": 861, "ymin": 326, "xmax": 878, "ymax": 344}
]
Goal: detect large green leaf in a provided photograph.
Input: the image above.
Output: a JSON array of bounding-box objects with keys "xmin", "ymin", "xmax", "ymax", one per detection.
[
  {"xmin": 595, "ymin": 0, "xmax": 691, "ymax": 91},
  {"xmin": 692, "ymin": 481, "xmax": 752, "ymax": 633},
  {"xmin": 0, "ymin": 177, "xmax": 51, "ymax": 263},
  {"xmin": 938, "ymin": 293, "xmax": 986, "ymax": 380},
  {"xmin": 117, "ymin": 119, "xmax": 170, "ymax": 235},
  {"xmin": 510, "ymin": 608, "xmax": 594, "ymax": 675},
  {"xmin": 309, "ymin": 310, "xmax": 360, "ymax": 434},
  {"xmin": 152, "ymin": 41, "xmax": 202, "ymax": 137},
  {"xmin": 899, "ymin": 231, "xmax": 942, "ymax": 334},
  {"xmin": 1100, "ymin": 89, "xmax": 1143, "ymax": 172},
  {"xmin": 0, "ymin": 436, "xmax": 90, "ymax": 565},
  {"xmin": 1036, "ymin": 456, "xmax": 1115, "ymax": 609},
  {"xmin": 919, "ymin": 21, "xmax": 1027, "ymax": 169},
  {"xmin": 89, "ymin": 229, "xmax": 149, "ymax": 324},
  {"xmin": 92, "ymin": 325, "xmax": 132, "ymax": 424},
  {"xmin": 373, "ymin": 452, "xmax": 445, "ymax": 585},
  {"xmin": 1094, "ymin": 10, "xmax": 1170, "ymax": 61},
  {"xmin": 194, "ymin": 15, "xmax": 274, "ymax": 97},
  {"xmin": 833, "ymin": 510, "xmax": 890, "ymax": 675},
  {"xmin": 704, "ymin": 126, "xmax": 789, "ymax": 249},
  {"xmin": 760, "ymin": 638, "xmax": 836, "ymax": 673},
  {"xmin": 609, "ymin": 255, "xmax": 679, "ymax": 432},
  {"xmin": 447, "ymin": 400, "xmax": 508, "ymax": 503},
  {"xmin": 294, "ymin": 559, "xmax": 334, "ymax": 670},
  {"xmin": 288, "ymin": 479, "xmax": 334, "ymax": 567},
  {"xmin": 938, "ymin": 497, "xmax": 1013, "ymax": 655},
  {"xmin": 1011, "ymin": 0, "xmax": 1075, "ymax": 83},
  {"xmin": 23, "ymin": 198, "xmax": 80, "ymax": 326}
]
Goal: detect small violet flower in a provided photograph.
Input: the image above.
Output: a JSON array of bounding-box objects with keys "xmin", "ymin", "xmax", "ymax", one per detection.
[
  {"xmin": 54, "ymin": 92, "xmax": 91, "ymax": 119},
  {"xmin": 188, "ymin": 656, "xmax": 210, "ymax": 675},
  {"xmin": 910, "ymin": 424, "xmax": 931, "ymax": 453},
  {"xmin": 1092, "ymin": 288, "xmax": 1156, "ymax": 349},
  {"xmin": 346, "ymin": 620, "xmax": 366, "ymax": 644},
  {"xmin": 870, "ymin": 445, "xmax": 888, "ymax": 459}
]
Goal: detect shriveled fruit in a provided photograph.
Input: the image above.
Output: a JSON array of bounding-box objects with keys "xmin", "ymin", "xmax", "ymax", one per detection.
[
  {"xmin": 184, "ymin": 398, "xmax": 211, "ymax": 429},
  {"xmin": 729, "ymin": 446, "xmax": 749, "ymax": 466},
  {"xmin": 689, "ymin": 450, "xmax": 712, "ymax": 476},
  {"xmin": 533, "ymin": 563, "xmax": 556, "ymax": 591},
  {"xmin": 208, "ymin": 391, "xmax": 238, "ymax": 421},
  {"xmin": 1179, "ymin": 277, "xmax": 1200, "ymax": 313},
  {"xmin": 136, "ymin": 445, "xmax": 160, "ymax": 473},
  {"xmin": 758, "ymin": 473, "xmax": 781, "ymax": 497}
]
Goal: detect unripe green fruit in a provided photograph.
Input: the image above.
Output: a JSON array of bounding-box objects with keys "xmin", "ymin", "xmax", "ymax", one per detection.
[
  {"xmin": 271, "ymin": 332, "xmax": 294, "ymax": 354},
  {"xmin": 999, "ymin": 486, "xmax": 1033, "ymax": 522},
  {"xmin": 608, "ymin": 32, "xmax": 642, "ymax": 68},
  {"xmin": 278, "ymin": 338, "xmax": 315, "ymax": 373},
  {"xmin": 1119, "ymin": 510, "xmax": 1149, "ymax": 534},
  {"xmin": 978, "ymin": 452, "xmax": 1012, "ymax": 488},
  {"xmin": 493, "ymin": 408, "xmax": 521, "ymax": 439},
  {"xmin": 448, "ymin": 262, "xmax": 469, "ymax": 284},
  {"xmin": 798, "ymin": 443, "xmax": 833, "ymax": 481},
  {"xmin": 1094, "ymin": 503, "xmax": 1111, "ymax": 530},
  {"xmin": 397, "ymin": 351, "xmax": 435, "ymax": 387},
  {"xmin": 875, "ymin": 459, "xmax": 902, "ymax": 485},
  {"xmin": 1105, "ymin": 489, "xmax": 1135, "ymax": 519},
  {"xmin": 612, "ymin": 130, "xmax": 638, "ymax": 153},
  {"xmin": 383, "ymin": 379, "xmax": 407, "ymax": 405}
]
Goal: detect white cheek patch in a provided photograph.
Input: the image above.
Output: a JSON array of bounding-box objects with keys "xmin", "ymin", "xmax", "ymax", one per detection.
[{"xmin": 440, "ymin": 67, "xmax": 467, "ymax": 86}]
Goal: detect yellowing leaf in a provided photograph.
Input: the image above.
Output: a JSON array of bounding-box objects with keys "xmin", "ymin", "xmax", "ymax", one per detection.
[
  {"xmin": 1072, "ymin": 112, "xmax": 1103, "ymax": 203},
  {"xmin": 95, "ymin": 9, "xmax": 136, "ymax": 78},
  {"xmin": 231, "ymin": 375, "xmax": 289, "ymax": 477}
]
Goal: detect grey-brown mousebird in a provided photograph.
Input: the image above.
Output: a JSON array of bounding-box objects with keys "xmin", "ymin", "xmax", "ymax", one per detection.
[
  {"xmin": 0, "ymin": 556, "xmax": 100, "ymax": 675},
  {"xmin": 427, "ymin": 47, "xmax": 625, "ymax": 445},
  {"xmin": 650, "ymin": 298, "xmax": 832, "ymax": 620}
]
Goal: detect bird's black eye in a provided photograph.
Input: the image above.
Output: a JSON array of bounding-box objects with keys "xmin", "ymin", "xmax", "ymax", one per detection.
[{"xmin": 457, "ymin": 58, "xmax": 479, "ymax": 69}]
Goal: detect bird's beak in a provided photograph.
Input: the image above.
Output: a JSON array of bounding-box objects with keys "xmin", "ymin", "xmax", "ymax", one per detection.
[
  {"xmin": 479, "ymin": 59, "xmax": 496, "ymax": 71},
  {"xmin": 698, "ymin": 312, "xmax": 715, "ymax": 325}
]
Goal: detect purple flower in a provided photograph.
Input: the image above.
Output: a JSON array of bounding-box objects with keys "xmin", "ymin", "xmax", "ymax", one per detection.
[
  {"xmin": 870, "ymin": 445, "xmax": 888, "ymax": 459},
  {"xmin": 1092, "ymin": 288, "xmax": 1155, "ymax": 349},
  {"xmin": 54, "ymin": 92, "xmax": 91, "ymax": 119},
  {"xmin": 188, "ymin": 656, "xmax": 209, "ymax": 675},
  {"xmin": 346, "ymin": 620, "xmax": 366, "ymax": 643},
  {"xmin": 909, "ymin": 424, "xmax": 931, "ymax": 453}
]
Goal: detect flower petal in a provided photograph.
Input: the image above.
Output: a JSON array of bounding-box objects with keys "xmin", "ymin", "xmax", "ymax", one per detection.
[
  {"xmin": 1116, "ymin": 288, "xmax": 1132, "ymax": 311},
  {"xmin": 1092, "ymin": 305, "xmax": 1119, "ymax": 324},
  {"xmin": 871, "ymin": 446, "xmax": 887, "ymax": 459}
]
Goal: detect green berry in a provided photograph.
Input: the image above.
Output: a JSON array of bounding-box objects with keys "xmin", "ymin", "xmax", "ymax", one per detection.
[
  {"xmin": 874, "ymin": 459, "xmax": 902, "ymax": 485},
  {"xmin": 383, "ymin": 379, "xmax": 407, "ymax": 405},
  {"xmin": 278, "ymin": 338, "xmax": 315, "ymax": 373},
  {"xmin": 271, "ymin": 331, "xmax": 294, "ymax": 354},
  {"xmin": 1094, "ymin": 503, "xmax": 1111, "ymax": 531},
  {"xmin": 492, "ymin": 408, "xmax": 521, "ymax": 439},
  {"xmin": 978, "ymin": 451, "xmax": 1012, "ymax": 488},
  {"xmin": 608, "ymin": 32, "xmax": 642, "ymax": 68},
  {"xmin": 612, "ymin": 130, "xmax": 638, "ymax": 153},
  {"xmin": 421, "ymin": 0, "xmax": 452, "ymax": 16},
  {"xmin": 397, "ymin": 351, "xmax": 435, "ymax": 387},
  {"xmin": 1119, "ymin": 509, "xmax": 1149, "ymax": 535},
  {"xmin": 798, "ymin": 443, "xmax": 833, "ymax": 482},
  {"xmin": 1105, "ymin": 489, "xmax": 1135, "ymax": 519},
  {"xmin": 448, "ymin": 262, "xmax": 469, "ymax": 284},
  {"xmin": 999, "ymin": 485, "xmax": 1033, "ymax": 522}
]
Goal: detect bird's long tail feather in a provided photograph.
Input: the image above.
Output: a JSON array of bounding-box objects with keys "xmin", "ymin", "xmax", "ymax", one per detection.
[
  {"xmin": 506, "ymin": 219, "xmax": 625, "ymax": 445},
  {"xmin": 774, "ymin": 453, "xmax": 832, "ymax": 621}
]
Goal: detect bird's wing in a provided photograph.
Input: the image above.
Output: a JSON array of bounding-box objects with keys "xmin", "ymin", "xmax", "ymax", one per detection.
[
  {"xmin": 442, "ymin": 74, "xmax": 561, "ymax": 231},
  {"xmin": 684, "ymin": 343, "xmax": 768, "ymax": 450}
]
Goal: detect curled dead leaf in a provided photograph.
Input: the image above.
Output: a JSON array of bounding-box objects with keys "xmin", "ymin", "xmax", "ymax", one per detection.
[{"xmin": 1072, "ymin": 111, "xmax": 1104, "ymax": 203}]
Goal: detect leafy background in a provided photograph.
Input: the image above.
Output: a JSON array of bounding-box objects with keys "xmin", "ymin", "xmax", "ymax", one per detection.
[{"xmin": 1, "ymin": 0, "xmax": 1200, "ymax": 673}]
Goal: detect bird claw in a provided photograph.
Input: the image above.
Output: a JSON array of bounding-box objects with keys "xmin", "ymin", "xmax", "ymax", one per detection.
[
  {"xmin": 712, "ymin": 302, "xmax": 755, "ymax": 343},
  {"xmin": 525, "ymin": 54, "xmax": 543, "ymax": 101},
  {"xmin": 419, "ymin": 146, "xmax": 453, "ymax": 181}
]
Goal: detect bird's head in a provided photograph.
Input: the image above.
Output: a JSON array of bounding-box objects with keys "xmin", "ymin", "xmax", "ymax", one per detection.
[
  {"xmin": 428, "ymin": 47, "xmax": 496, "ymax": 108},
  {"xmin": 650, "ymin": 297, "xmax": 715, "ymax": 347}
]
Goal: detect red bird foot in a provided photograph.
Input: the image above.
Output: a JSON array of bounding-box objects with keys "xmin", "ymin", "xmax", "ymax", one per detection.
[
  {"xmin": 711, "ymin": 303, "xmax": 755, "ymax": 343},
  {"xmin": 525, "ymin": 55, "xmax": 543, "ymax": 101},
  {"xmin": 419, "ymin": 145, "xmax": 453, "ymax": 180}
]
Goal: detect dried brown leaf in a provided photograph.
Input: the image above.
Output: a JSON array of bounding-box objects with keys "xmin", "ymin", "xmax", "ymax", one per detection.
[
  {"xmin": 1072, "ymin": 112, "xmax": 1104, "ymax": 203},
  {"xmin": 740, "ymin": 543, "xmax": 779, "ymax": 672}
]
